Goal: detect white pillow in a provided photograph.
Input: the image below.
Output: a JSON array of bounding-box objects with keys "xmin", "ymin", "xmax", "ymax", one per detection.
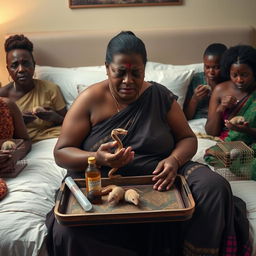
[
  {"xmin": 35, "ymin": 63, "xmax": 196, "ymax": 109},
  {"xmin": 146, "ymin": 61, "xmax": 203, "ymax": 73},
  {"xmin": 145, "ymin": 69, "xmax": 194, "ymax": 107},
  {"xmin": 35, "ymin": 65, "xmax": 107, "ymax": 108},
  {"xmin": 77, "ymin": 84, "xmax": 89, "ymax": 94}
]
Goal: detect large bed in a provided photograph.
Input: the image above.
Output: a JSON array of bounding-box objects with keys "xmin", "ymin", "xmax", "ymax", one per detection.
[{"xmin": 1, "ymin": 26, "xmax": 256, "ymax": 256}]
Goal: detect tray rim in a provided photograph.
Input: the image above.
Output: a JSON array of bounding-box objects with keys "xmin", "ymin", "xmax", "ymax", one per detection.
[{"xmin": 54, "ymin": 175, "xmax": 195, "ymax": 226}]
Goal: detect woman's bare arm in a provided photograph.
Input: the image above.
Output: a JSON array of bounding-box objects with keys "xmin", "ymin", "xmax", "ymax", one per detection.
[
  {"xmin": 54, "ymin": 90, "xmax": 95, "ymax": 171},
  {"xmin": 205, "ymin": 85, "xmax": 223, "ymax": 136},
  {"xmin": 183, "ymin": 95, "xmax": 199, "ymax": 120},
  {"xmin": 168, "ymin": 100, "xmax": 197, "ymax": 165},
  {"xmin": 7, "ymin": 98, "xmax": 31, "ymax": 157},
  {"xmin": 152, "ymin": 100, "xmax": 197, "ymax": 191}
]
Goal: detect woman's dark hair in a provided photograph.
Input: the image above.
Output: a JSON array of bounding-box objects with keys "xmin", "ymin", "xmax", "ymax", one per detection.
[
  {"xmin": 5, "ymin": 34, "xmax": 35, "ymax": 64},
  {"xmin": 203, "ymin": 43, "xmax": 227, "ymax": 57},
  {"xmin": 220, "ymin": 45, "xmax": 256, "ymax": 81},
  {"xmin": 106, "ymin": 31, "xmax": 147, "ymax": 65}
]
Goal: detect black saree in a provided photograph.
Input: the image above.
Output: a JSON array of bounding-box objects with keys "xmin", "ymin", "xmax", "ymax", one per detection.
[{"xmin": 46, "ymin": 83, "xmax": 251, "ymax": 256}]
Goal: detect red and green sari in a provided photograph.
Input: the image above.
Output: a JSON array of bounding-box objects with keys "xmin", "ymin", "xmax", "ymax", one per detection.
[{"xmin": 205, "ymin": 89, "xmax": 256, "ymax": 179}]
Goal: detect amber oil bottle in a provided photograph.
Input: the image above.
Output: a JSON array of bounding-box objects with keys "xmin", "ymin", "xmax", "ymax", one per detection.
[{"xmin": 85, "ymin": 156, "xmax": 102, "ymax": 204}]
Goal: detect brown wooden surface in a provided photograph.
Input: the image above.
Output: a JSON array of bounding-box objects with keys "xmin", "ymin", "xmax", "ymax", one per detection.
[{"xmin": 54, "ymin": 175, "xmax": 195, "ymax": 226}]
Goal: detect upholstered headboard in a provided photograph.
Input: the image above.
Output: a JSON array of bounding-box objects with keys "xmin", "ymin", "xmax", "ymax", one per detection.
[{"xmin": 22, "ymin": 26, "xmax": 256, "ymax": 67}]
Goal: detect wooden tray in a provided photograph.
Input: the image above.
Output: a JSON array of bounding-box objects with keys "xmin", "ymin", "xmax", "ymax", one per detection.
[
  {"xmin": 0, "ymin": 139, "xmax": 27, "ymax": 178},
  {"xmin": 54, "ymin": 175, "xmax": 195, "ymax": 226}
]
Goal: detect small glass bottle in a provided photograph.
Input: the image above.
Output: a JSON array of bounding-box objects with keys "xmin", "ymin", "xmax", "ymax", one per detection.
[{"xmin": 85, "ymin": 156, "xmax": 102, "ymax": 204}]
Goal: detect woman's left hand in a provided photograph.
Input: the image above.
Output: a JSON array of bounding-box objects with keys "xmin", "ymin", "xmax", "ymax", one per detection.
[
  {"xmin": 152, "ymin": 156, "xmax": 179, "ymax": 191},
  {"xmin": 225, "ymin": 119, "xmax": 249, "ymax": 133}
]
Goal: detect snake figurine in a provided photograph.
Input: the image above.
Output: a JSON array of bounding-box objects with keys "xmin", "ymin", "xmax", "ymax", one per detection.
[{"xmin": 108, "ymin": 128, "xmax": 128, "ymax": 179}]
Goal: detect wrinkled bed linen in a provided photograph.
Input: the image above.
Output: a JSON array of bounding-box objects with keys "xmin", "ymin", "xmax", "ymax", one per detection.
[{"xmin": 0, "ymin": 138, "xmax": 66, "ymax": 256}]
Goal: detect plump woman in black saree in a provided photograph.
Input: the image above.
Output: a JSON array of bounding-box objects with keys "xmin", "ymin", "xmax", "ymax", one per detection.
[{"xmin": 46, "ymin": 31, "xmax": 251, "ymax": 256}]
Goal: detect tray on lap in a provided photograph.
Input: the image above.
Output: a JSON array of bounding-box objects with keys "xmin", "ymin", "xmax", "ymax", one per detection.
[{"xmin": 54, "ymin": 175, "xmax": 195, "ymax": 226}]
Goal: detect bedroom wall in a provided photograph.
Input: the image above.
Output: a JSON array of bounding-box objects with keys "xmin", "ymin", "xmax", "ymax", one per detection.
[{"xmin": 0, "ymin": 0, "xmax": 256, "ymax": 85}]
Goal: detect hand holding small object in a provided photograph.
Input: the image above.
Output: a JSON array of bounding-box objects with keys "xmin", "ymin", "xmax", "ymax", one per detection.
[
  {"xmin": 193, "ymin": 84, "xmax": 211, "ymax": 101},
  {"xmin": 1, "ymin": 140, "xmax": 16, "ymax": 151},
  {"xmin": 225, "ymin": 119, "xmax": 249, "ymax": 132},
  {"xmin": 217, "ymin": 95, "xmax": 238, "ymax": 113}
]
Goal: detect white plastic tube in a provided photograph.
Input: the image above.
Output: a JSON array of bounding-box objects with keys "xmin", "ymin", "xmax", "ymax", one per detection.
[{"xmin": 65, "ymin": 176, "xmax": 93, "ymax": 212}]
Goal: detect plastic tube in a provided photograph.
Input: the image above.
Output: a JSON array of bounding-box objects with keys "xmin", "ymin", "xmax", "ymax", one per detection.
[{"xmin": 65, "ymin": 176, "xmax": 93, "ymax": 212}]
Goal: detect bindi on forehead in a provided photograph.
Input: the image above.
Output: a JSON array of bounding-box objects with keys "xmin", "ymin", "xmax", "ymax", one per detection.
[{"xmin": 124, "ymin": 63, "xmax": 132, "ymax": 69}]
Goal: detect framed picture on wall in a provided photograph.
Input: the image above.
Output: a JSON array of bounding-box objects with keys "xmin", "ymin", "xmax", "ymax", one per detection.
[{"xmin": 69, "ymin": 0, "xmax": 182, "ymax": 9}]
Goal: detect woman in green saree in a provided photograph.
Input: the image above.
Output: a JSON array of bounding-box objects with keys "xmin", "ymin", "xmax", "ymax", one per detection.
[{"xmin": 205, "ymin": 45, "xmax": 256, "ymax": 178}]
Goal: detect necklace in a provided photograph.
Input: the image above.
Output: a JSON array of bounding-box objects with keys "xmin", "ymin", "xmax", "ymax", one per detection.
[{"xmin": 109, "ymin": 86, "xmax": 121, "ymax": 113}]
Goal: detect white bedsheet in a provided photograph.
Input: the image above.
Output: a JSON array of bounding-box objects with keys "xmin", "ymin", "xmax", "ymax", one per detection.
[{"xmin": 0, "ymin": 138, "xmax": 66, "ymax": 256}]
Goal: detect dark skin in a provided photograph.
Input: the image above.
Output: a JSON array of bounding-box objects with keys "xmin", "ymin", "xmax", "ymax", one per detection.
[
  {"xmin": 184, "ymin": 55, "xmax": 222, "ymax": 120},
  {"xmin": 206, "ymin": 63, "xmax": 256, "ymax": 137},
  {"xmin": 0, "ymin": 97, "xmax": 31, "ymax": 170},
  {"xmin": 54, "ymin": 53, "xmax": 197, "ymax": 191},
  {"xmin": 0, "ymin": 49, "xmax": 66, "ymax": 125}
]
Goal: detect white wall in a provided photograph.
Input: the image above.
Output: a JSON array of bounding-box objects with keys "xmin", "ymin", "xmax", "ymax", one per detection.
[{"xmin": 1, "ymin": 0, "xmax": 256, "ymax": 85}]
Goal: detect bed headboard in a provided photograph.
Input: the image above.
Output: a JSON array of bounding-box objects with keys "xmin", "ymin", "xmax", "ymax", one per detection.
[{"xmin": 20, "ymin": 26, "xmax": 256, "ymax": 67}]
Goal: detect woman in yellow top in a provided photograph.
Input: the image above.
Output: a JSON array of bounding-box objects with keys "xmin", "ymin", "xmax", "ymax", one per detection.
[{"xmin": 0, "ymin": 35, "xmax": 67, "ymax": 142}]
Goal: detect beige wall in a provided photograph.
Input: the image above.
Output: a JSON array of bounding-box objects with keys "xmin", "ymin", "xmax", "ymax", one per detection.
[{"xmin": 1, "ymin": 0, "xmax": 256, "ymax": 85}]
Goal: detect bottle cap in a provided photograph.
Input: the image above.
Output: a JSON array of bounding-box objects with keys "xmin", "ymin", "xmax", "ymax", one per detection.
[{"xmin": 88, "ymin": 156, "xmax": 96, "ymax": 164}]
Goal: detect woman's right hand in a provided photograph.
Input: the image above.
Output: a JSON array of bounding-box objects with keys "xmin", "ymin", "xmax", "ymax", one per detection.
[
  {"xmin": 217, "ymin": 95, "xmax": 238, "ymax": 113},
  {"xmin": 95, "ymin": 141, "xmax": 134, "ymax": 168},
  {"xmin": 192, "ymin": 84, "xmax": 211, "ymax": 101}
]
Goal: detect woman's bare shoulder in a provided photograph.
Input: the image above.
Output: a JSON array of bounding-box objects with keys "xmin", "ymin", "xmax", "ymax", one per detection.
[
  {"xmin": 72, "ymin": 80, "xmax": 108, "ymax": 109},
  {"xmin": 214, "ymin": 81, "xmax": 232, "ymax": 93},
  {"xmin": 79, "ymin": 80, "xmax": 107, "ymax": 99}
]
